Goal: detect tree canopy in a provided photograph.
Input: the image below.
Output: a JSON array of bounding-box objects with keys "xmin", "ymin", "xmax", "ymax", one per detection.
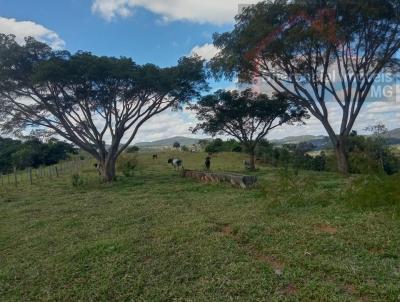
[
  {"xmin": 0, "ymin": 34, "xmax": 208, "ymax": 180},
  {"xmin": 0, "ymin": 136, "xmax": 76, "ymax": 173},
  {"xmin": 191, "ymin": 89, "xmax": 307, "ymax": 169},
  {"xmin": 210, "ymin": 0, "xmax": 400, "ymax": 173}
]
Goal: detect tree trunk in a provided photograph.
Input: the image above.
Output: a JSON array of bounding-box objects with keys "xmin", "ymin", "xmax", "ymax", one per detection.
[
  {"xmin": 100, "ymin": 158, "xmax": 117, "ymax": 182},
  {"xmin": 334, "ymin": 137, "xmax": 349, "ymax": 174},
  {"xmin": 249, "ymin": 150, "xmax": 256, "ymax": 170}
]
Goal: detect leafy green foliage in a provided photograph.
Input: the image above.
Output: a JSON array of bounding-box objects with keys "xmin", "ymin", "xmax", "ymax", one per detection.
[
  {"xmin": 117, "ymin": 155, "xmax": 138, "ymax": 177},
  {"xmin": 0, "ymin": 137, "xmax": 77, "ymax": 173},
  {"xmin": 191, "ymin": 89, "xmax": 307, "ymax": 169},
  {"xmin": 347, "ymin": 132, "xmax": 400, "ymax": 175},
  {"xmin": 71, "ymin": 173, "xmax": 84, "ymax": 187},
  {"xmin": 254, "ymin": 133, "xmax": 400, "ymax": 175},
  {"xmin": 261, "ymin": 168, "xmax": 337, "ymax": 209},
  {"xmin": 346, "ymin": 174, "xmax": 400, "ymax": 212},
  {"xmin": 126, "ymin": 146, "xmax": 139, "ymax": 153},
  {"xmin": 204, "ymin": 138, "xmax": 242, "ymax": 153},
  {"xmin": 255, "ymin": 140, "xmax": 327, "ymax": 171},
  {"xmin": 191, "ymin": 89, "xmax": 306, "ymax": 140}
]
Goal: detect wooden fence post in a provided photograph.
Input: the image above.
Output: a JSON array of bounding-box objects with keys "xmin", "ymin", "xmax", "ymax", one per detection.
[
  {"xmin": 29, "ymin": 168, "xmax": 33, "ymax": 185},
  {"xmin": 13, "ymin": 167, "xmax": 17, "ymax": 186}
]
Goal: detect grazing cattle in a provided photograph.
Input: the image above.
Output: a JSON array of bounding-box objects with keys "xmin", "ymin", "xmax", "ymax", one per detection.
[
  {"xmin": 205, "ymin": 156, "xmax": 211, "ymax": 170},
  {"xmin": 168, "ymin": 158, "xmax": 183, "ymax": 170},
  {"xmin": 152, "ymin": 154, "xmax": 158, "ymax": 160}
]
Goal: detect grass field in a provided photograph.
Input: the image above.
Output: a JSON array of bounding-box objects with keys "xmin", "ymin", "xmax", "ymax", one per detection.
[{"xmin": 1, "ymin": 152, "xmax": 399, "ymax": 301}]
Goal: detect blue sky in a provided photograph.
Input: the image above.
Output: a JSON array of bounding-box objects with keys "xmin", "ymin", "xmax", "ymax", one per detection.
[
  {"xmin": 0, "ymin": 0, "xmax": 398, "ymax": 142},
  {"xmin": 0, "ymin": 0, "xmax": 232, "ymax": 66}
]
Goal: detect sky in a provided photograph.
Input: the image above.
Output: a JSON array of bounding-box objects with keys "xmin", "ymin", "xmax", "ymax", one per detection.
[{"xmin": 0, "ymin": 0, "xmax": 399, "ymax": 143}]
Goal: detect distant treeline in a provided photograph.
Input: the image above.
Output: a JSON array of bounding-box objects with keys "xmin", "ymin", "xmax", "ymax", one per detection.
[
  {"xmin": 202, "ymin": 132, "xmax": 400, "ymax": 175},
  {"xmin": 0, "ymin": 137, "xmax": 78, "ymax": 174}
]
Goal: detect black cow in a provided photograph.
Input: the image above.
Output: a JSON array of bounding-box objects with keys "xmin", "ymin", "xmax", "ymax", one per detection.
[{"xmin": 205, "ymin": 156, "xmax": 211, "ymax": 170}]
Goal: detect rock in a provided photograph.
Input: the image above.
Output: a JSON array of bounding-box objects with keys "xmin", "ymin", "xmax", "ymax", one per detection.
[{"xmin": 181, "ymin": 170, "xmax": 257, "ymax": 189}]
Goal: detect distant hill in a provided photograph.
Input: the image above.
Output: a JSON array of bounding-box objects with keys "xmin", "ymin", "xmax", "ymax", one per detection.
[
  {"xmin": 270, "ymin": 135, "xmax": 331, "ymax": 150},
  {"xmin": 134, "ymin": 136, "xmax": 211, "ymax": 149},
  {"xmin": 385, "ymin": 128, "xmax": 400, "ymax": 139},
  {"xmin": 133, "ymin": 128, "xmax": 400, "ymax": 150},
  {"xmin": 271, "ymin": 135, "xmax": 327, "ymax": 145},
  {"xmin": 270, "ymin": 128, "xmax": 400, "ymax": 149}
]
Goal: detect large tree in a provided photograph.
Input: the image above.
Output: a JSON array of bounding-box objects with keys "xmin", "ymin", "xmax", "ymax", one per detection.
[
  {"xmin": 190, "ymin": 89, "xmax": 307, "ymax": 169},
  {"xmin": 210, "ymin": 0, "xmax": 400, "ymax": 173},
  {"xmin": 0, "ymin": 34, "xmax": 207, "ymax": 181}
]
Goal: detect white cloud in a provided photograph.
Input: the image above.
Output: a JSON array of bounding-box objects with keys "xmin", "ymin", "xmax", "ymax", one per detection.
[
  {"xmin": 0, "ymin": 17, "xmax": 65, "ymax": 49},
  {"xmin": 92, "ymin": 0, "xmax": 260, "ymax": 24},
  {"xmin": 132, "ymin": 110, "xmax": 199, "ymax": 142},
  {"xmin": 98, "ymin": 109, "xmax": 205, "ymax": 144},
  {"xmin": 190, "ymin": 43, "xmax": 219, "ymax": 61},
  {"xmin": 365, "ymin": 99, "xmax": 400, "ymax": 114}
]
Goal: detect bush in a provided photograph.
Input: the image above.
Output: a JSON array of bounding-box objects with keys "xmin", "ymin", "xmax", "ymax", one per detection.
[
  {"xmin": 126, "ymin": 146, "xmax": 139, "ymax": 153},
  {"xmin": 0, "ymin": 137, "xmax": 77, "ymax": 173},
  {"xmin": 254, "ymin": 133, "xmax": 400, "ymax": 175},
  {"xmin": 274, "ymin": 168, "xmax": 315, "ymax": 197},
  {"xmin": 232, "ymin": 145, "xmax": 242, "ymax": 153},
  {"xmin": 346, "ymin": 174, "xmax": 400, "ymax": 211},
  {"xmin": 347, "ymin": 133, "xmax": 400, "ymax": 175},
  {"xmin": 71, "ymin": 173, "xmax": 84, "ymax": 187},
  {"xmin": 117, "ymin": 155, "xmax": 138, "ymax": 177},
  {"xmin": 261, "ymin": 168, "xmax": 333, "ymax": 209},
  {"xmin": 205, "ymin": 138, "xmax": 242, "ymax": 153}
]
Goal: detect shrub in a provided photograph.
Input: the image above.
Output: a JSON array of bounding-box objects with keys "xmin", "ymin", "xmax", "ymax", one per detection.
[
  {"xmin": 232, "ymin": 145, "xmax": 242, "ymax": 153},
  {"xmin": 254, "ymin": 132, "xmax": 400, "ymax": 175},
  {"xmin": 71, "ymin": 173, "xmax": 84, "ymax": 187},
  {"xmin": 274, "ymin": 168, "xmax": 315, "ymax": 198},
  {"xmin": 346, "ymin": 174, "xmax": 400, "ymax": 211},
  {"xmin": 0, "ymin": 137, "xmax": 77, "ymax": 173},
  {"xmin": 261, "ymin": 168, "xmax": 331, "ymax": 209},
  {"xmin": 205, "ymin": 139, "xmax": 242, "ymax": 153},
  {"xmin": 346, "ymin": 132, "xmax": 400, "ymax": 175},
  {"xmin": 117, "ymin": 155, "xmax": 138, "ymax": 177},
  {"xmin": 126, "ymin": 146, "xmax": 139, "ymax": 153}
]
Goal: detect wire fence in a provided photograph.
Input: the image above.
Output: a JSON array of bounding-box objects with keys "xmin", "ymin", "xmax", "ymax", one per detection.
[{"xmin": 0, "ymin": 159, "xmax": 93, "ymax": 187}]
